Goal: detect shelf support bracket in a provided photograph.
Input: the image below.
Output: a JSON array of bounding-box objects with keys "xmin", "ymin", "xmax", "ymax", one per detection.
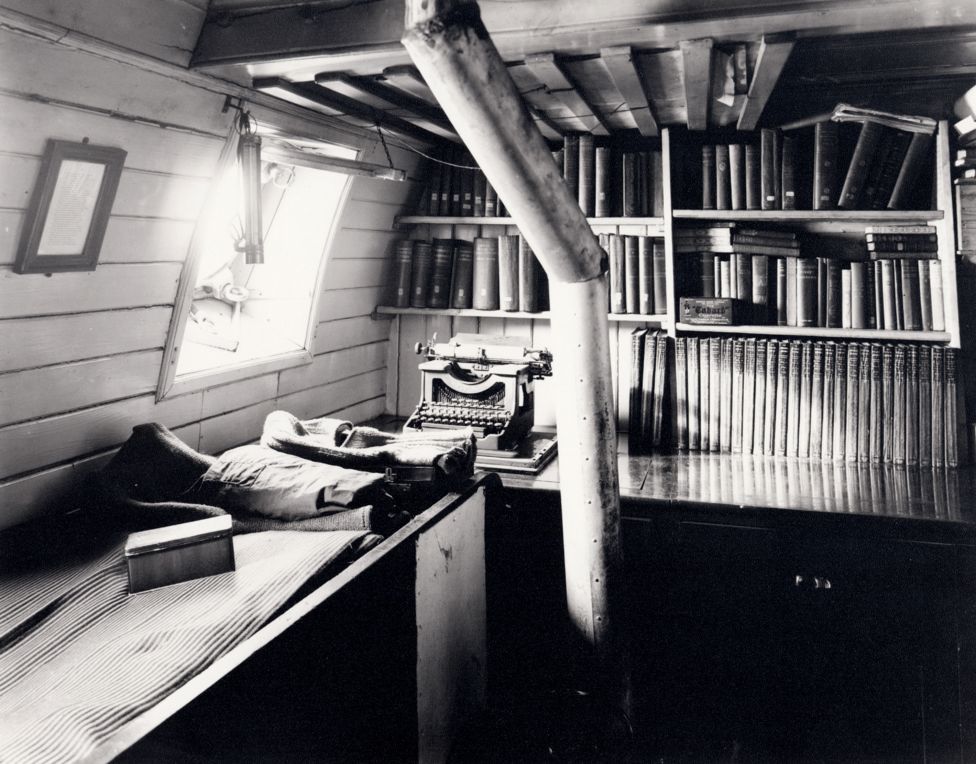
[{"xmin": 403, "ymin": 0, "xmax": 629, "ymax": 727}]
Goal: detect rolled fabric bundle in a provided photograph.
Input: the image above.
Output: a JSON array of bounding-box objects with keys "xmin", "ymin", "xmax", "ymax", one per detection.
[{"xmin": 301, "ymin": 417, "xmax": 354, "ymax": 446}]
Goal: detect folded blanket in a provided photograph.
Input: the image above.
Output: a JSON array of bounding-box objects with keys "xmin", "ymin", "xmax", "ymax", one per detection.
[{"xmin": 261, "ymin": 411, "xmax": 477, "ymax": 483}]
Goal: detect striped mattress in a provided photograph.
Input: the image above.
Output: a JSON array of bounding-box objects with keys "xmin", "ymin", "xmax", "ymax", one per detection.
[{"xmin": 0, "ymin": 529, "xmax": 375, "ymax": 763}]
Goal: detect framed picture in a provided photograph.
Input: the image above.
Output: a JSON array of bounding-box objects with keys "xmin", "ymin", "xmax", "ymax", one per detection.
[{"xmin": 14, "ymin": 140, "xmax": 127, "ymax": 274}]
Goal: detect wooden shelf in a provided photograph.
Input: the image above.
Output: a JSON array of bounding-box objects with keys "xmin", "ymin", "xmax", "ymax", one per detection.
[
  {"xmin": 674, "ymin": 323, "xmax": 951, "ymax": 342},
  {"xmin": 673, "ymin": 209, "xmax": 943, "ymax": 223},
  {"xmin": 374, "ymin": 305, "xmax": 668, "ymax": 324},
  {"xmin": 396, "ymin": 215, "xmax": 665, "ymax": 227}
]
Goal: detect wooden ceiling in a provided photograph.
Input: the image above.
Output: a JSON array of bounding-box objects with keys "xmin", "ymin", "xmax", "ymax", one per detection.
[{"xmin": 193, "ymin": 0, "xmax": 976, "ymax": 146}]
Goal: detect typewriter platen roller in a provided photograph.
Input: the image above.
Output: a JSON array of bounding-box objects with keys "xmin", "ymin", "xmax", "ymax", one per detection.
[{"xmin": 404, "ymin": 334, "xmax": 554, "ymax": 459}]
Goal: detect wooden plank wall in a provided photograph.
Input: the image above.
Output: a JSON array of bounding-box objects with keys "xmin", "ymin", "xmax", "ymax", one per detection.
[
  {"xmin": 388, "ymin": 221, "xmax": 664, "ymax": 430},
  {"xmin": 0, "ymin": 23, "xmax": 422, "ymax": 530}
]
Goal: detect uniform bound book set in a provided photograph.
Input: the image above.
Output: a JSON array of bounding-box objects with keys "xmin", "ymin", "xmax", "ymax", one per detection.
[
  {"xmin": 392, "ymin": 234, "xmax": 548, "ymax": 313},
  {"xmin": 599, "ymin": 233, "xmax": 667, "ymax": 315},
  {"xmin": 678, "ymin": 224, "xmax": 945, "ymax": 330},
  {"xmin": 672, "ymin": 337, "xmax": 960, "ymax": 468},
  {"xmin": 691, "ymin": 104, "xmax": 937, "ymax": 212}
]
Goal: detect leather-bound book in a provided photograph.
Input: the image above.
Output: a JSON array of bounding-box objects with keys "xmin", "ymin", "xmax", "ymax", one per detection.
[
  {"xmin": 497, "ymin": 234, "xmax": 520, "ymax": 311},
  {"xmin": 392, "ymin": 240, "xmax": 413, "ymax": 308},
  {"xmin": 449, "ymin": 240, "xmax": 474, "ymax": 308},
  {"xmin": 821, "ymin": 343, "xmax": 834, "ymax": 461},
  {"xmin": 609, "ymin": 235, "xmax": 627, "ymax": 313},
  {"xmin": 918, "ymin": 346, "xmax": 932, "ymax": 467},
  {"xmin": 946, "ymin": 349, "xmax": 959, "ymax": 467},
  {"xmin": 931, "ymin": 346, "xmax": 945, "ymax": 468},
  {"xmin": 651, "ymin": 150, "xmax": 665, "ymax": 215},
  {"xmin": 518, "ymin": 235, "xmax": 541, "ymax": 313},
  {"xmin": 473, "ymin": 169, "xmax": 487, "ymax": 217},
  {"xmin": 745, "ymin": 143, "xmax": 760, "ymax": 210},
  {"xmin": 653, "ymin": 240, "xmax": 667, "ymax": 314},
  {"xmin": 893, "ymin": 344, "xmax": 906, "ymax": 467},
  {"xmin": 409, "ymin": 240, "xmax": 433, "ymax": 308},
  {"xmin": 838, "ymin": 121, "xmax": 884, "ymax": 209},
  {"xmin": 888, "ymin": 131, "xmax": 934, "ymax": 210},
  {"xmin": 845, "ymin": 343, "xmax": 860, "ymax": 463},
  {"xmin": 622, "ymin": 153, "xmax": 638, "ymax": 216},
  {"xmin": 485, "ymin": 179, "xmax": 498, "ymax": 217},
  {"xmin": 676, "ymin": 337, "xmax": 688, "ymax": 451},
  {"xmin": 729, "ymin": 143, "xmax": 745, "ymax": 210},
  {"xmin": 701, "ymin": 145, "xmax": 716, "ymax": 210},
  {"xmin": 460, "ymin": 156, "xmax": 475, "ymax": 216},
  {"xmin": 563, "ymin": 134, "xmax": 580, "ymax": 200},
  {"xmin": 628, "ymin": 328, "xmax": 647, "ymax": 452},
  {"xmin": 813, "ymin": 121, "xmax": 839, "ymax": 210},
  {"xmin": 578, "ymin": 134, "xmax": 595, "ymax": 216},
  {"xmin": 716, "ymin": 144, "xmax": 731, "ymax": 210},
  {"xmin": 781, "ymin": 134, "xmax": 797, "ymax": 210},
  {"xmin": 760, "ymin": 129, "xmax": 778, "ymax": 210},
  {"xmin": 472, "ymin": 237, "xmax": 500, "ymax": 310},
  {"xmin": 595, "ymin": 147, "xmax": 611, "ymax": 217},
  {"xmin": 619, "ymin": 235, "xmax": 637, "ymax": 313},
  {"xmin": 638, "ymin": 237, "xmax": 655, "ymax": 314},
  {"xmin": 849, "ymin": 261, "xmax": 868, "ymax": 329},
  {"xmin": 438, "ymin": 155, "xmax": 452, "ymax": 215},
  {"xmin": 427, "ymin": 238, "xmax": 455, "ymax": 309},
  {"xmin": 426, "ymin": 161, "xmax": 442, "ymax": 215}
]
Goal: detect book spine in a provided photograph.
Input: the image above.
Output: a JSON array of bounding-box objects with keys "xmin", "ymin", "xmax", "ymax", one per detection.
[
  {"xmin": 578, "ymin": 134, "xmax": 595, "ymax": 216},
  {"xmin": 609, "ymin": 235, "xmax": 626, "ymax": 313},
  {"xmin": 595, "ymin": 147, "xmax": 611, "ymax": 217},
  {"xmin": 841, "ymin": 267, "xmax": 852, "ymax": 328},
  {"xmin": 781, "ymin": 134, "xmax": 797, "ymax": 210},
  {"xmin": 450, "ymin": 240, "xmax": 474, "ymax": 308},
  {"xmin": 427, "ymin": 161, "xmax": 442, "ymax": 215},
  {"xmin": 735, "ymin": 253, "xmax": 752, "ymax": 307},
  {"xmin": 709, "ymin": 337, "xmax": 722, "ymax": 452},
  {"xmin": 392, "ymin": 240, "xmax": 414, "ymax": 308},
  {"xmin": 720, "ymin": 339, "xmax": 734, "ymax": 452},
  {"xmin": 517, "ymin": 236, "xmax": 539, "ymax": 312},
  {"xmin": 870, "ymin": 130, "xmax": 912, "ymax": 209},
  {"xmin": 485, "ymin": 180, "xmax": 498, "ymax": 217},
  {"xmin": 796, "ymin": 258, "xmax": 818, "ymax": 327},
  {"xmin": 879, "ymin": 259, "xmax": 897, "ymax": 330},
  {"xmin": 865, "ymin": 260, "xmax": 877, "ymax": 329},
  {"xmin": 931, "ymin": 346, "xmax": 944, "ymax": 468},
  {"xmin": 622, "ymin": 152, "xmax": 638, "ymax": 216},
  {"xmin": 893, "ymin": 345, "xmax": 906, "ymax": 466},
  {"xmin": 785, "ymin": 341, "xmax": 801, "ymax": 456},
  {"xmin": 761, "ymin": 129, "xmax": 778, "ymax": 210},
  {"xmin": 839, "ymin": 121, "xmax": 885, "ymax": 209},
  {"xmin": 929, "ymin": 260, "xmax": 945, "ymax": 331},
  {"xmin": 776, "ymin": 258, "xmax": 788, "ymax": 326},
  {"xmin": 652, "ymin": 332, "xmax": 668, "ymax": 447},
  {"xmin": 460, "ymin": 156, "xmax": 474, "ymax": 216},
  {"xmin": 752, "ymin": 254, "xmax": 769, "ymax": 314},
  {"xmin": 813, "ymin": 121, "xmax": 839, "ymax": 210},
  {"xmin": 745, "ymin": 142, "xmax": 761, "ymax": 210},
  {"xmin": 845, "ymin": 343, "xmax": 860, "ymax": 462},
  {"xmin": 639, "ymin": 331, "xmax": 657, "ymax": 451},
  {"xmin": 702, "ymin": 145, "xmax": 716, "ymax": 210},
  {"xmin": 409, "ymin": 240, "xmax": 433, "ymax": 308},
  {"xmin": 742, "ymin": 338, "xmax": 757, "ymax": 454},
  {"xmin": 893, "ymin": 261, "xmax": 905, "ymax": 330},
  {"xmin": 471, "ymin": 237, "xmax": 500, "ymax": 310},
  {"xmin": 816, "ymin": 258, "xmax": 828, "ymax": 328},
  {"xmin": 786, "ymin": 257, "xmax": 798, "ymax": 326},
  {"xmin": 868, "ymin": 344, "xmax": 882, "ymax": 463},
  {"xmin": 701, "ymin": 339, "xmax": 712, "ymax": 452},
  {"xmin": 763, "ymin": 341, "xmax": 778, "ymax": 455},
  {"xmin": 624, "ymin": 235, "xmax": 640, "ymax": 314},
  {"xmin": 918, "ymin": 346, "xmax": 932, "ymax": 467},
  {"xmin": 428, "ymin": 238, "xmax": 456, "ymax": 309},
  {"xmin": 882, "ymin": 344, "xmax": 894, "ymax": 463},
  {"xmin": 651, "ymin": 150, "xmax": 664, "ymax": 216},
  {"xmin": 653, "ymin": 240, "xmax": 667, "ymax": 314},
  {"xmin": 716, "ymin": 145, "xmax": 731, "ymax": 211},
  {"xmin": 849, "ymin": 261, "xmax": 868, "ymax": 329},
  {"xmin": 688, "ymin": 337, "xmax": 700, "ymax": 451},
  {"xmin": 729, "ymin": 143, "xmax": 745, "ymax": 210},
  {"xmin": 563, "ymin": 134, "xmax": 580, "ymax": 201},
  {"xmin": 720, "ymin": 257, "xmax": 732, "ymax": 298},
  {"xmin": 905, "ymin": 345, "xmax": 919, "ymax": 466},
  {"xmin": 946, "ymin": 349, "xmax": 959, "ymax": 467},
  {"xmin": 628, "ymin": 328, "xmax": 646, "ymax": 452},
  {"xmin": 821, "ymin": 343, "xmax": 835, "ymax": 460},
  {"xmin": 833, "ymin": 343, "xmax": 847, "ymax": 460},
  {"xmin": 753, "ymin": 340, "xmax": 767, "ymax": 454},
  {"xmin": 798, "ymin": 342, "xmax": 813, "ymax": 457},
  {"xmin": 900, "ymin": 259, "xmax": 922, "ymax": 330},
  {"xmin": 861, "ymin": 127, "xmax": 894, "ymax": 210},
  {"xmin": 497, "ymin": 234, "xmax": 520, "ymax": 311},
  {"xmin": 473, "ymin": 169, "xmax": 486, "ymax": 217},
  {"xmin": 731, "ymin": 339, "xmax": 745, "ymax": 454},
  {"xmin": 773, "ymin": 130, "xmax": 782, "ymax": 208},
  {"xmin": 676, "ymin": 337, "xmax": 688, "ymax": 451},
  {"xmin": 700, "ymin": 253, "xmax": 716, "ymax": 298},
  {"xmin": 809, "ymin": 342, "xmax": 824, "ymax": 458},
  {"xmin": 888, "ymin": 132, "xmax": 934, "ymax": 210},
  {"xmin": 638, "ymin": 237, "xmax": 655, "ymax": 314}
]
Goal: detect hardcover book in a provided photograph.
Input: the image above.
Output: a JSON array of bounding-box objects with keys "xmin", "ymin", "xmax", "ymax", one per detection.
[{"xmin": 497, "ymin": 234, "xmax": 520, "ymax": 311}]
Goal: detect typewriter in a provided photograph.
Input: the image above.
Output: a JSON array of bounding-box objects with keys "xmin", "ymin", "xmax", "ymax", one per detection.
[{"xmin": 405, "ymin": 334, "xmax": 557, "ymax": 470}]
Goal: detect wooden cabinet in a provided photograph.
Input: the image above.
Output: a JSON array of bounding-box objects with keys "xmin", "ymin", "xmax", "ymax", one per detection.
[{"xmin": 623, "ymin": 516, "xmax": 961, "ymax": 761}]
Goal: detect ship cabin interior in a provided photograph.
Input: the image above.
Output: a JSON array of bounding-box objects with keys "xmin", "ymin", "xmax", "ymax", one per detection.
[{"xmin": 6, "ymin": 1, "xmax": 976, "ymax": 761}]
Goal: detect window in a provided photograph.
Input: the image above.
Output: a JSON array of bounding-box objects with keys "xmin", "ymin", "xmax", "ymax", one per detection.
[{"xmin": 158, "ymin": 129, "xmax": 356, "ymax": 398}]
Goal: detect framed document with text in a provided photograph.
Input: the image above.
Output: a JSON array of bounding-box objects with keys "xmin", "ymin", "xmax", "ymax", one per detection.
[{"xmin": 14, "ymin": 140, "xmax": 127, "ymax": 274}]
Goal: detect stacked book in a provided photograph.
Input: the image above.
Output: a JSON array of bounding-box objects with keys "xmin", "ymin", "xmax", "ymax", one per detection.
[
  {"xmin": 673, "ymin": 337, "xmax": 960, "ymax": 467},
  {"xmin": 555, "ymin": 136, "xmax": 663, "ymax": 217},
  {"xmin": 597, "ymin": 233, "xmax": 667, "ymax": 315},
  {"xmin": 625, "ymin": 328, "xmax": 670, "ymax": 454},
  {"xmin": 391, "ymin": 235, "xmax": 548, "ymax": 312}
]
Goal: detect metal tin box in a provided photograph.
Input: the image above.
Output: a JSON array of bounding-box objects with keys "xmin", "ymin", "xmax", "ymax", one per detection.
[{"xmin": 124, "ymin": 515, "xmax": 235, "ymax": 594}]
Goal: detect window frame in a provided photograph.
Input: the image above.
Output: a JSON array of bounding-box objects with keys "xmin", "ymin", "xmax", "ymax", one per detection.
[{"xmin": 156, "ymin": 123, "xmax": 358, "ymax": 401}]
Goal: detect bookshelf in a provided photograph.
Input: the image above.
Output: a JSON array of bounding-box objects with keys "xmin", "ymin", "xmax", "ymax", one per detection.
[{"xmin": 377, "ymin": 122, "xmax": 961, "ymax": 462}]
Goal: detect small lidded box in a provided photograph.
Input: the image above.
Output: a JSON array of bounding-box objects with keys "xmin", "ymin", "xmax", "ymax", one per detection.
[{"xmin": 124, "ymin": 515, "xmax": 235, "ymax": 594}]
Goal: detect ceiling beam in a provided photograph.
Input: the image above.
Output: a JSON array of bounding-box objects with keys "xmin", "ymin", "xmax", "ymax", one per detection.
[
  {"xmin": 380, "ymin": 65, "xmax": 437, "ymax": 104},
  {"xmin": 253, "ymin": 77, "xmax": 445, "ymax": 144},
  {"xmin": 679, "ymin": 38, "xmax": 713, "ymax": 131},
  {"xmin": 737, "ymin": 35, "xmax": 795, "ymax": 131},
  {"xmin": 599, "ymin": 45, "xmax": 659, "ymax": 137},
  {"xmin": 314, "ymin": 72, "xmax": 459, "ymax": 140},
  {"xmin": 523, "ymin": 52, "xmax": 610, "ymax": 135}
]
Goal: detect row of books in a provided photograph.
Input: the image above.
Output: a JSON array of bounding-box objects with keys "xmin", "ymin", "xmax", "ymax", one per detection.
[
  {"xmin": 418, "ymin": 148, "xmax": 508, "ymax": 218},
  {"xmin": 597, "ymin": 234, "xmax": 667, "ymax": 315},
  {"xmin": 554, "ymin": 136, "xmax": 664, "ymax": 217},
  {"xmin": 696, "ymin": 108, "xmax": 935, "ymax": 211},
  {"xmin": 626, "ymin": 329, "xmax": 670, "ymax": 454},
  {"xmin": 686, "ymin": 253, "xmax": 946, "ymax": 331},
  {"xmin": 392, "ymin": 236, "xmax": 548, "ymax": 312},
  {"xmin": 672, "ymin": 337, "xmax": 960, "ymax": 468}
]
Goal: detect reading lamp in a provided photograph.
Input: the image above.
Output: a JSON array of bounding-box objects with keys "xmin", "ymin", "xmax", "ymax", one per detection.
[{"xmin": 238, "ymin": 112, "xmax": 264, "ymax": 265}]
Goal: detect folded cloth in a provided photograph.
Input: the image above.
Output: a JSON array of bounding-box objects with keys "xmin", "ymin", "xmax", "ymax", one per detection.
[
  {"xmin": 261, "ymin": 411, "xmax": 477, "ymax": 483},
  {"xmin": 196, "ymin": 445, "xmax": 392, "ymax": 521}
]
